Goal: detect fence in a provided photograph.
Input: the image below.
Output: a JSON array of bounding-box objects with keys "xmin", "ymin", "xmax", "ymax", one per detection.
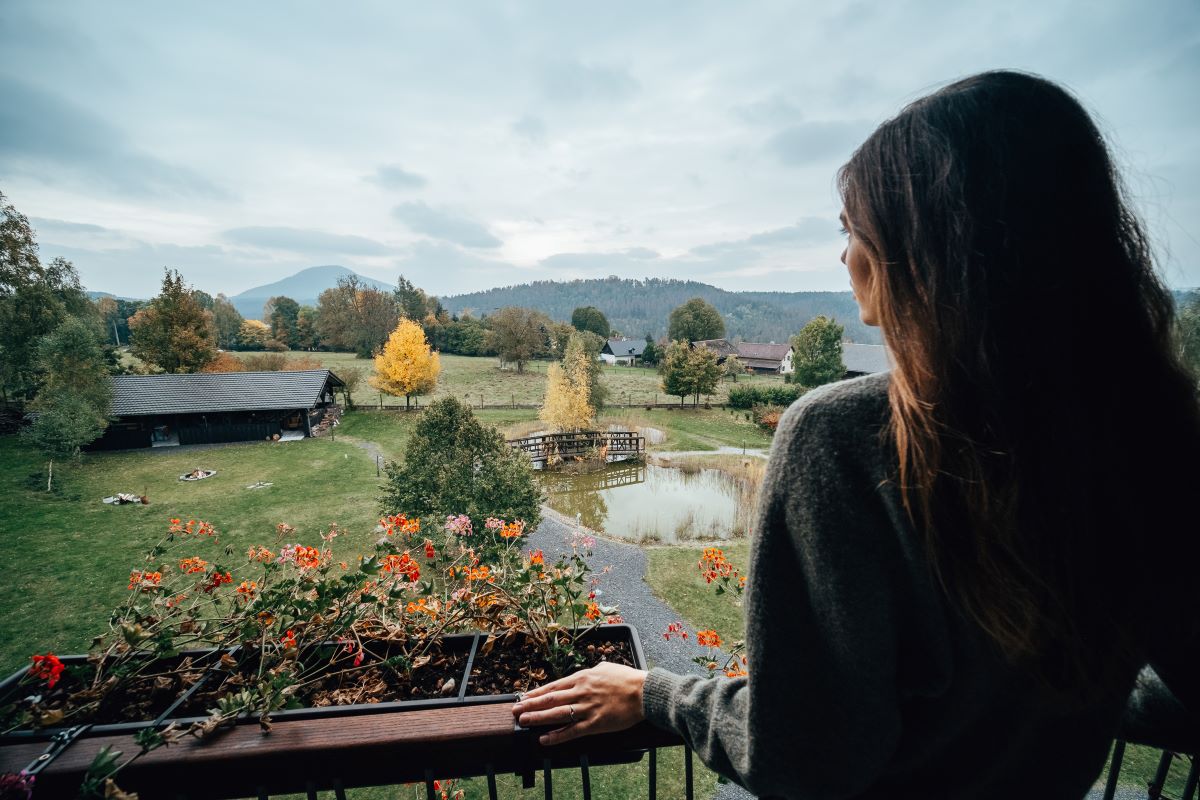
[{"xmin": 357, "ymin": 395, "xmax": 729, "ymax": 412}]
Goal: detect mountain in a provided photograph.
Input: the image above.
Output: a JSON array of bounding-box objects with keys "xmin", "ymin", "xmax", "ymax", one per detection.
[
  {"xmin": 441, "ymin": 277, "xmax": 882, "ymax": 345},
  {"xmin": 229, "ymin": 265, "xmax": 393, "ymax": 319}
]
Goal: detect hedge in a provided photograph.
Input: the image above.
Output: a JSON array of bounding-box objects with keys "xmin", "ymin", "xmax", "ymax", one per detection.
[{"xmin": 727, "ymin": 384, "xmax": 806, "ymax": 409}]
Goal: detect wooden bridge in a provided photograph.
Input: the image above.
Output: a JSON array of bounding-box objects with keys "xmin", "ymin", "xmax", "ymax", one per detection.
[{"xmin": 508, "ymin": 430, "xmax": 645, "ymax": 465}]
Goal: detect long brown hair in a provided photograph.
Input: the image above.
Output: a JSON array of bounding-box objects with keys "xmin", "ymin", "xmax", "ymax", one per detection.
[{"xmin": 839, "ymin": 71, "xmax": 1200, "ymax": 708}]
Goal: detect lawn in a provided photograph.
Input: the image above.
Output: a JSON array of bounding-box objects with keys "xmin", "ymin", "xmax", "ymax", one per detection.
[{"xmin": 237, "ymin": 351, "xmax": 788, "ymax": 408}]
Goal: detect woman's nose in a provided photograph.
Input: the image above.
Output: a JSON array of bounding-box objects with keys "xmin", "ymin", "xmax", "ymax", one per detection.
[{"xmin": 840, "ymin": 247, "xmax": 847, "ymax": 265}]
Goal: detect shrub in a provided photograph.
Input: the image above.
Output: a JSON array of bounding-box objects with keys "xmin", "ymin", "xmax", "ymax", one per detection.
[
  {"xmin": 727, "ymin": 383, "xmax": 805, "ymax": 409},
  {"xmin": 380, "ymin": 397, "xmax": 543, "ymax": 540},
  {"xmin": 751, "ymin": 403, "xmax": 784, "ymax": 432}
]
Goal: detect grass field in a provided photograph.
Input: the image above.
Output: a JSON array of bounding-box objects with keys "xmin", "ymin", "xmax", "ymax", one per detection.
[{"xmin": 233, "ymin": 350, "xmax": 788, "ymax": 408}]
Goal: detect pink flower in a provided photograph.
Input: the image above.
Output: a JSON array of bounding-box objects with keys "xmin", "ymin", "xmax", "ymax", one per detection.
[{"xmin": 444, "ymin": 515, "xmax": 474, "ymax": 536}]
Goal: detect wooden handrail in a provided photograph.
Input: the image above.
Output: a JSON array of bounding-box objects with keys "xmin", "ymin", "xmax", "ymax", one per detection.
[{"xmin": 0, "ymin": 704, "xmax": 684, "ymax": 798}]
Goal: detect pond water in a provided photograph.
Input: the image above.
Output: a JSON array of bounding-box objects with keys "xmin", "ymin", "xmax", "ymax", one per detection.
[{"xmin": 537, "ymin": 461, "xmax": 750, "ymax": 543}]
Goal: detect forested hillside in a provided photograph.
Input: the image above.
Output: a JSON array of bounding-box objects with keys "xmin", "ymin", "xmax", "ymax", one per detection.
[{"xmin": 441, "ymin": 277, "xmax": 882, "ymax": 344}]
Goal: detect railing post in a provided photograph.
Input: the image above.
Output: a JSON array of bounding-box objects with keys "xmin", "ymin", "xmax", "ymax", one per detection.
[
  {"xmin": 1149, "ymin": 751, "xmax": 1175, "ymax": 799},
  {"xmin": 648, "ymin": 747, "xmax": 657, "ymax": 800},
  {"xmin": 685, "ymin": 745, "xmax": 694, "ymax": 800},
  {"xmin": 580, "ymin": 754, "xmax": 592, "ymax": 800},
  {"xmin": 1099, "ymin": 743, "xmax": 1128, "ymax": 796}
]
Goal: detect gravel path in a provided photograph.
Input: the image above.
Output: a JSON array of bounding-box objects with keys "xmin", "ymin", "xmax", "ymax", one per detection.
[{"xmin": 529, "ymin": 506, "xmax": 754, "ymax": 800}]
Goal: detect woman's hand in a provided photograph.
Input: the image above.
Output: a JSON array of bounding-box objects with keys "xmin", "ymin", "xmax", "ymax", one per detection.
[{"xmin": 511, "ymin": 662, "xmax": 648, "ymax": 746}]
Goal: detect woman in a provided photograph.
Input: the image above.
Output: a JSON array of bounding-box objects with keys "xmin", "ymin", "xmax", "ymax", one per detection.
[{"xmin": 512, "ymin": 71, "xmax": 1200, "ymax": 798}]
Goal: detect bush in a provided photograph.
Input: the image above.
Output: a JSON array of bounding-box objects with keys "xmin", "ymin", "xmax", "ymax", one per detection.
[
  {"xmin": 380, "ymin": 397, "xmax": 543, "ymax": 542},
  {"xmin": 751, "ymin": 403, "xmax": 784, "ymax": 432},
  {"xmin": 727, "ymin": 383, "xmax": 805, "ymax": 409}
]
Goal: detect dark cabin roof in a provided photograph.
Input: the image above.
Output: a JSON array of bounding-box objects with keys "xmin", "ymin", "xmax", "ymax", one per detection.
[
  {"xmin": 603, "ymin": 338, "xmax": 647, "ymax": 357},
  {"xmin": 110, "ymin": 370, "xmax": 345, "ymax": 416},
  {"xmin": 842, "ymin": 343, "xmax": 892, "ymax": 375},
  {"xmin": 735, "ymin": 342, "xmax": 792, "ymax": 363},
  {"xmin": 691, "ymin": 338, "xmax": 739, "ymax": 358}
]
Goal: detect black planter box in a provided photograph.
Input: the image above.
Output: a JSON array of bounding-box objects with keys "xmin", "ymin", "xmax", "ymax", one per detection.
[{"xmin": 0, "ymin": 624, "xmax": 646, "ymax": 741}]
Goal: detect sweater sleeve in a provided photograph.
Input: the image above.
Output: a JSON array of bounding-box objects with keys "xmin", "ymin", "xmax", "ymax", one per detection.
[{"xmin": 642, "ymin": 384, "xmax": 904, "ymax": 799}]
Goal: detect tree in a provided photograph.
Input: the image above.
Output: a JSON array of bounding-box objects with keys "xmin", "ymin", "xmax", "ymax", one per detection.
[
  {"xmin": 200, "ymin": 352, "xmax": 247, "ymax": 373},
  {"xmin": 237, "ymin": 319, "xmax": 271, "ymax": 351},
  {"xmin": 565, "ymin": 330, "xmax": 608, "ymax": 411},
  {"xmin": 22, "ymin": 317, "xmax": 113, "ymax": 489},
  {"xmin": 128, "ymin": 269, "xmax": 217, "ymax": 373},
  {"xmin": 394, "ymin": 275, "xmax": 430, "ymax": 321},
  {"xmin": 668, "ymin": 297, "xmax": 725, "ymax": 342},
  {"xmin": 659, "ymin": 340, "xmax": 720, "ymax": 406},
  {"xmin": 791, "ymin": 315, "xmax": 845, "ymax": 387},
  {"xmin": 338, "ymin": 365, "xmax": 364, "ymax": 408},
  {"xmin": 571, "ymin": 306, "xmax": 610, "ymax": 339},
  {"xmin": 684, "ymin": 344, "xmax": 721, "ymax": 405},
  {"xmin": 487, "ymin": 306, "xmax": 551, "ymax": 373},
  {"xmin": 295, "ymin": 305, "xmax": 321, "ymax": 350},
  {"xmin": 0, "ymin": 193, "xmax": 94, "ymax": 400},
  {"xmin": 211, "ymin": 295, "xmax": 244, "ymax": 350},
  {"xmin": 540, "ymin": 341, "xmax": 595, "ymax": 432},
  {"xmin": 316, "ymin": 275, "xmax": 399, "ymax": 357},
  {"xmin": 265, "ymin": 296, "xmax": 301, "ymax": 349},
  {"xmin": 722, "ymin": 354, "xmax": 746, "ymax": 383},
  {"xmin": 641, "ymin": 336, "xmax": 661, "ymax": 367},
  {"xmin": 370, "ymin": 318, "xmax": 441, "ymax": 407},
  {"xmin": 380, "ymin": 397, "xmax": 542, "ymax": 533}
]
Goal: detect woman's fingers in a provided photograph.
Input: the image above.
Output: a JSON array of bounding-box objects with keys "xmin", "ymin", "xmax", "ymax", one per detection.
[
  {"xmin": 516, "ymin": 699, "xmax": 583, "ymax": 728},
  {"xmin": 511, "ymin": 690, "xmax": 580, "ymax": 724},
  {"xmin": 517, "ymin": 674, "xmax": 577, "ymax": 702},
  {"xmin": 538, "ymin": 720, "xmax": 587, "ymax": 746}
]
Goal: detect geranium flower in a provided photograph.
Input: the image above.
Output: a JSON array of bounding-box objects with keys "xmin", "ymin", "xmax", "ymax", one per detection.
[
  {"xmin": 178, "ymin": 557, "xmax": 208, "ymax": 574},
  {"xmin": 30, "ymin": 653, "xmax": 64, "ymax": 689},
  {"xmin": 697, "ymin": 629, "xmax": 722, "ymax": 648}
]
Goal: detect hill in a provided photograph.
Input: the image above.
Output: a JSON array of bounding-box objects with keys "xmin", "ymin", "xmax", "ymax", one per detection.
[
  {"xmin": 441, "ymin": 277, "xmax": 882, "ymax": 344},
  {"xmin": 230, "ymin": 265, "xmax": 392, "ymax": 319}
]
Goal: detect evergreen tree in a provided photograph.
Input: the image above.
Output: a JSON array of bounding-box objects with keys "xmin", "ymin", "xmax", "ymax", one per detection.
[
  {"xmin": 668, "ymin": 297, "xmax": 725, "ymax": 342},
  {"xmin": 380, "ymin": 397, "xmax": 542, "ymax": 533},
  {"xmin": 791, "ymin": 315, "xmax": 845, "ymax": 387},
  {"xmin": 370, "ymin": 318, "xmax": 441, "ymax": 407},
  {"xmin": 394, "ymin": 275, "xmax": 430, "ymax": 321},
  {"xmin": 641, "ymin": 336, "xmax": 660, "ymax": 366},
  {"xmin": 128, "ymin": 269, "xmax": 217, "ymax": 373}
]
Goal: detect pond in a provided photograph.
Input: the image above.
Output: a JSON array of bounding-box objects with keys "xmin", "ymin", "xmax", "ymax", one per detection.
[{"xmin": 536, "ymin": 461, "xmax": 753, "ymax": 543}]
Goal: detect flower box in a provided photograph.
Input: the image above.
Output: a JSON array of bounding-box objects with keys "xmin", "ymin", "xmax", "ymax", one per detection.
[{"xmin": 0, "ymin": 625, "xmax": 645, "ymax": 742}]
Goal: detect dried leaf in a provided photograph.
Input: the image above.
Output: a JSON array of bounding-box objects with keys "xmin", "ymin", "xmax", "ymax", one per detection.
[
  {"xmin": 220, "ymin": 653, "xmax": 237, "ymax": 669},
  {"xmin": 103, "ymin": 778, "xmax": 139, "ymax": 799},
  {"xmin": 440, "ymin": 677, "xmax": 457, "ymax": 696},
  {"xmin": 412, "ymin": 655, "xmax": 431, "ymax": 670},
  {"xmin": 480, "ymin": 634, "xmax": 497, "ymax": 656}
]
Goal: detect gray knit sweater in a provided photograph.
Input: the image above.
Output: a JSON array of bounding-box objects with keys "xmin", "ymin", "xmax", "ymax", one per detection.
[{"xmin": 641, "ymin": 371, "xmax": 1196, "ymax": 799}]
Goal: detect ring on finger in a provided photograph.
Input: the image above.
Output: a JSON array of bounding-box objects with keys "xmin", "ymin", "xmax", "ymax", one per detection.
[{"xmin": 568, "ymin": 705, "xmax": 577, "ymax": 724}]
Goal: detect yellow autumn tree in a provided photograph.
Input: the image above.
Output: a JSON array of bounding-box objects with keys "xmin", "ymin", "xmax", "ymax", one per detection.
[
  {"xmin": 539, "ymin": 345, "xmax": 594, "ymax": 432},
  {"xmin": 370, "ymin": 318, "xmax": 441, "ymax": 407}
]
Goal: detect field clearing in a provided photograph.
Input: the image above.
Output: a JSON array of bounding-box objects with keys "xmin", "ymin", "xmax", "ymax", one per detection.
[{"xmin": 234, "ymin": 351, "xmax": 788, "ymax": 408}]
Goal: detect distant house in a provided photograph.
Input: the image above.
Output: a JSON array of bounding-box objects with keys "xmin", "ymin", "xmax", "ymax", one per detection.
[
  {"xmin": 690, "ymin": 338, "xmax": 739, "ymax": 362},
  {"xmin": 90, "ymin": 369, "xmax": 344, "ymax": 451},
  {"xmin": 693, "ymin": 339, "xmax": 794, "ymax": 374},
  {"xmin": 842, "ymin": 343, "xmax": 892, "ymax": 377},
  {"xmin": 600, "ymin": 338, "xmax": 647, "ymax": 366},
  {"xmin": 735, "ymin": 342, "xmax": 794, "ymax": 374}
]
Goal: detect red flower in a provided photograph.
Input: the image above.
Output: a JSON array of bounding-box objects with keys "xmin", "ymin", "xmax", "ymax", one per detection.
[
  {"xmin": 423, "ymin": 540, "xmax": 436, "ymax": 559},
  {"xmin": 280, "ymin": 629, "xmax": 297, "ymax": 648},
  {"xmin": 30, "ymin": 653, "xmax": 65, "ymax": 689}
]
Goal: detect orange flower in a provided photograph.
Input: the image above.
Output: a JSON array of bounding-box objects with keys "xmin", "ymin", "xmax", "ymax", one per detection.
[
  {"xmin": 697, "ymin": 629, "xmax": 722, "ymax": 648},
  {"xmin": 128, "ymin": 570, "xmax": 163, "ymax": 590},
  {"xmin": 584, "ymin": 602, "xmax": 601, "ymax": 621},
  {"xmin": 235, "ymin": 580, "xmax": 257, "ymax": 600},
  {"xmin": 499, "ymin": 521, "xmax": 525, "ymax": 539},
  {"xmin": 463, "ymin": 565, "xmax": 491, "ymax": 583},
  {"xmin": 380, "ymin": 514, "xmax": 421, "ymax": 536},
  {"xmin": 294, "ymin": 545, "xmax": 321, "ymax": 569},
  {"xmin": 178, "ymin": 557, "xmax": 208, "ymax": 574},
  {"xmin": 527, "ymin": 549, "xmax": 544, "ymax": 566},
  {"xmin": 381, "ymin": 553, "xmax": 421, "ymax": 582},
  {"xmin": 725, "ymin": 664, "xmax": 748, "ymax": 678},
  {"xmin": 202, "ymin": 571, "xmax": 233, "ymax": 593},
  {"xmin": 247, "ymin": 546, "xmax": 274, "ymax": 563}
]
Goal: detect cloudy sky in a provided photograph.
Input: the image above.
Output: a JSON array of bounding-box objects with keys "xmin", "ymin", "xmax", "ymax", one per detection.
[{"xmin": 1, "ymin": 1, "xmax": 1197, "ymax": 299}]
